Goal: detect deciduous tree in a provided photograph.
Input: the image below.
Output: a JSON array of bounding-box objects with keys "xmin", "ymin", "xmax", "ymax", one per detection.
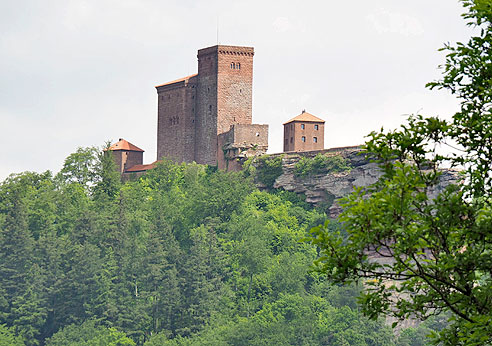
[{"xmin": 308, "ymin": 1, "xmax": 492, "ymax": 344}]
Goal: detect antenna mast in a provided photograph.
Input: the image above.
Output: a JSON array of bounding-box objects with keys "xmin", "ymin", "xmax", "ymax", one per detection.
[{"xmin": 216, "ymin": 16, "xmax": 219, "ymax": 44}]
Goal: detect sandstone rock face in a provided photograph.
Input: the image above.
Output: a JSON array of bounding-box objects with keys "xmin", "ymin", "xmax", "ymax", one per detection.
[
  {"xmin": 269, "ymin": 147, "xmax": 378, "ymax": 217},
  {"xmin": 265, "ymin": 147, "xmax": 459, "ymax": 218}
]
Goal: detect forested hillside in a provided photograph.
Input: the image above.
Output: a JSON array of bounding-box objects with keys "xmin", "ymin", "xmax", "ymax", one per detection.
[{"xmin": 0, "ymin": 148, "xmax": 439, "ymax": 345}]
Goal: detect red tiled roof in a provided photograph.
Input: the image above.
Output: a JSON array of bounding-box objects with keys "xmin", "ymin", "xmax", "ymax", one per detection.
[
  {"xmin": 125, "ymin": 161, "xmax": 157, "ymax": 172},
  {"xmin": 155, "ymin": 74, "xmax": 198, "ymax": 88},
  {"xmin": 108, "ymin": 139, "xmax": 144, "ymax": 152},
  {"xmin": 283, "ymin": 111, "xmax": 325, "ymax": 125}
]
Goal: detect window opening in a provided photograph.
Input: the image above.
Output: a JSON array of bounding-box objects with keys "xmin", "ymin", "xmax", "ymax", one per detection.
[
  {"xmin": 301, "ymin": 136, "xmax": 306, "ymax": 142},
  {"xmin": 313, "ymin": 137, "xmax": 318, "ymax": 143},
  {"xmin": 301, "ymin": 124, "xmax": 305, "ymax": 129},
  {"xmin": 314, "ymin": 124, "xmax": 319, "ymax": 130}
]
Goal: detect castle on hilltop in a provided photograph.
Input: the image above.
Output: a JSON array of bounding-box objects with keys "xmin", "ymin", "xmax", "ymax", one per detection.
[
  {"xmin": 109, "ymin": 44, "xmax": 326, "ymax": 177},
  {"xmin": 156, "ymin": 45, "xmax": 268, "ymax": 170}
]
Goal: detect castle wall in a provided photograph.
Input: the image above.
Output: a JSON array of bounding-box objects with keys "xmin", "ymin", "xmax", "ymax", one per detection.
[
  {"xmin": 194, "ymin": 47, "xmax": 218, "ymax": 165},
  {"xmin": 156, "ymin": 44, "xmax": 261, "ymax": 167},
  {"xmin": 284, "ymin": 121, "xmax": 324, "ymax": 152},
  {"xmin": 156, "ymin": 76, "xmax": 197, "ymax": 163},
  {"xmin": 111, "ymin": 150, "xmax": 143, "ymax": 173},
  {"xmin": 124, "ymin": 151, "xmax": 143, "ymax": 172},
  {"xmin": 194, "ymin": 45, "xmax": 254, "ymax": 165},
  {"xmin": 112, "ymin": 151, "xmax": 124, "ymax": 173},
  {"xmin": 217, "ymin": 123, "xmax": 268, "ymax": 171},
  {"xmin": 216, "ymin": 46, "xmax": 254, "ymax": 134}
]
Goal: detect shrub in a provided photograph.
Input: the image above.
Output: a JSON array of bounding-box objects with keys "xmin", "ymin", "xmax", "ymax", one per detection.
[
  {"xmin": 294, "ymin": 154, "xmax": 351, "ymax": 177},
  {"xmin": 244, "ymin": 155, "xmax": 283, "ymax": 189}
]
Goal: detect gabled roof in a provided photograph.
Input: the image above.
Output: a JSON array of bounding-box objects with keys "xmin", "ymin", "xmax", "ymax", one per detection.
[
  {"xmin": 155, "ymin": 74, "xmax": 198, "ymax": 88},
  {"xmin": 108, "ymin": 139, "xmax": 144, "ymax": 152},
  {"xmin": 125, "ymin": 161, "xmax": 157, "ymax": 172},
  {"xmin": 283, "ymin": 111, "xmax": 325, "ymax": 125}
]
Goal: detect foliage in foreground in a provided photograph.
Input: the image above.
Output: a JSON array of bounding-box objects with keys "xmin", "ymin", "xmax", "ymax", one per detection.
[
  {"xmin": 308, "ymin": 1, "xmax": 492, "ymax": 344},
  {"xmin": 294, "ymin": 153, "xmax": 351, "ymax": 177},
  {"xmin": 46, "ymin": 319, "xmax": 135, "ymax": 346},
  {"xmin": 0, "ymin": 146, "xmax": 436, "ymax": 345}
]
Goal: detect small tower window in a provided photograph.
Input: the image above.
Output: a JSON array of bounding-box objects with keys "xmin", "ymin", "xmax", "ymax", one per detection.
[
  {"xmin": 290, "ymin": 137, "xmax": 293, "ymax": 143},
  {"xmin": 209, "ymin": 105, "xmax": 212, "ymax": 111},
  {"xmin": 301, "ymin": 136, "xmax": 306, "ymax": 142},
  {"xmin": 314, "ymin": 124, "xmax": 319, "ymax": 130},
  {"xmin": 231, "ymin": 62, "xmax": 235, "ymax": 69},
  {"xmin": 301, "ymin": 124, "xmax": 305, "ymax": 129},
  {"xmin": 237, "ymin": 62, "xmax": 241, "ymax": 70},
  {"xmin": 313, "ymin": 137, "xmax": 318, "ymax": 143}
]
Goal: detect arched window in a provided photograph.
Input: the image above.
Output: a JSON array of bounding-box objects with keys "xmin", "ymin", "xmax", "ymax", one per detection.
[
  {"xmin": 237, "ymin": 62, "xmax": 241, "ymax": 70},
  {"xmin": 231, "ymin": 62, "xmax": 235, "ymax": 69}
]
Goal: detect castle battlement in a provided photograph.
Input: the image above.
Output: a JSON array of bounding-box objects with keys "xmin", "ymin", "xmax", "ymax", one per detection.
[{"xmin": 156, "ymin": 44, "xmax": 267, "ymax": 167}]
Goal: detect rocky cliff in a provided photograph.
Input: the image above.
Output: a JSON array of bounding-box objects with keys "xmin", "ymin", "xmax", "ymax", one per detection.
[{"xmin": 253, "ymin": 146, "xmax": 458, "ymax": 218}]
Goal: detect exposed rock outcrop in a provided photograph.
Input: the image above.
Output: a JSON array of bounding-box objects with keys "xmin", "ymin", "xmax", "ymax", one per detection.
[{"xmin": 261, "ymin": 146, "xmax": 458, "ymax": 218}]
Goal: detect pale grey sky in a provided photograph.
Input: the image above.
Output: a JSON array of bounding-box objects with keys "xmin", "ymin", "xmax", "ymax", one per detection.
[{"xmin": 0, "ymin": 0, "xmax": 473, "ymax": 180}]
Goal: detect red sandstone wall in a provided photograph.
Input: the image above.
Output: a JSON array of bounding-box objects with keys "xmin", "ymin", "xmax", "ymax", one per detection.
[
  {"xmin": 284, "ymin": 121, "xmax": 324, "ymax": 152},
  {"xmin": 124, "ymin": 151, "xmax": 143, "ymax": 171},
  {"xmin": 217, "ymin": 124, "xmax": 268, "ymax": 171},
  {"xmin": 156, "ymin": 76, "xmax": 196, "ymax": 163},
  {"xmin": 111, "ymin": 150, "xmax": 143, "ymax": 173},
  {"xmin": 111, "ymin": 151, "xmax": 124, "ymax": 173},
  {"xmin": 195, "ymin": 47, "xmax": 219, "ymax": 165},
  {"xmin": 216, "ymin": 46, "xmax": 254, "ymax": 134},
  {"xmin": 157, "ymin": 45, "xmax": 257, "ymax": 166},
  {"xmin": 195, "ymin": 45, "xmax": 254, "ymax": 165}
]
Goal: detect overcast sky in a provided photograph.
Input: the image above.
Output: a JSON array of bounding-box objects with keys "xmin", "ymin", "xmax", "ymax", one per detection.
[{"xmin": 0, "ymin": 0, "xmax": 474, "ymax": 181}]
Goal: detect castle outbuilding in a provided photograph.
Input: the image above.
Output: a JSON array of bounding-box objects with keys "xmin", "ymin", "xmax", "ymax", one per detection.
[
  {"xmin": 108, "ymin": 138, "xmax": 144, "ymax": 173},
  {"xmin": 108, "ymin": 138, "xmax": 156, "ymax": 178},
  {"xmin": 155, "ymin": 45, "xmax": 268, "ymax": 169},
  {"xmin": 283, "ymin": 111, "xmax": 325, "ymax": 152}
]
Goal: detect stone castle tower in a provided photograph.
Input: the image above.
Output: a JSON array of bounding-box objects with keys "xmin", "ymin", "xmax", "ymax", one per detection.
[
  {"xmin": 156, "ymin": 45, "xmax": 267, "ymax": 167},
  {"xmin": 283, "ymin": 111, "xmax": 325, "ymax": 152}
]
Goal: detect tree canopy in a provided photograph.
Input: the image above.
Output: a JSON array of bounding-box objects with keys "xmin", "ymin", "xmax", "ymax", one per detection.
[{"xmin": 308, "ymin": 1, "xmax": 492, "ymax": 344}]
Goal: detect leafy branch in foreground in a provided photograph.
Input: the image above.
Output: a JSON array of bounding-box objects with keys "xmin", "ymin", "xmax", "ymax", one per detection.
[{"xmin": 307, "ymin": 1, "xmax": 492, "ymax": 345}]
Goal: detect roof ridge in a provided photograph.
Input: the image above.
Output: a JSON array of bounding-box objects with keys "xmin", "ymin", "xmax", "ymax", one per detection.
[
  {"xmin": 283, "ymin": 111, "xmax": 325, "ymax": 124},
  {"xmin": 108, "ymin": 138, "xmax": 144, "ymax": 152}
]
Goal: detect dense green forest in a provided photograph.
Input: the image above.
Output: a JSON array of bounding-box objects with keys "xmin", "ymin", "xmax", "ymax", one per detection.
[{"xmin": 0, "ymin": 147, "xmax": 441, "ymax": 345}]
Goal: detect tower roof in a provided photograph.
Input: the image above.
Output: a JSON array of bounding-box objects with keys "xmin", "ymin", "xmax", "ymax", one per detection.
[
  {"xmin": 108, "ymin": 138, "xmax": 144, "ymax": 152},
  {"xmin": 283, "ymin": 111, "xmax": 325, "ymax": 125},
  {"xmin": 155, "ymin": 74, "xmax": 198, "ymax": 88}
]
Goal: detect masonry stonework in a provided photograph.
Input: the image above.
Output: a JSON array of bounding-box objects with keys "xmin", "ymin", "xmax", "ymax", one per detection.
[
  {"xmin": 283, "ymin": 111, "xmax": 325, "ymax": 152},
  {"xmin": 217, "ymin": 124, "xmax": 268, "ymax": 171},
  {"xmin": 156, "ymin": 45, "xmax": 265, "ymax": 167},
  {"xmin": 156, "ymin": 75, "xmax": 197, "ymax": 163}
]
